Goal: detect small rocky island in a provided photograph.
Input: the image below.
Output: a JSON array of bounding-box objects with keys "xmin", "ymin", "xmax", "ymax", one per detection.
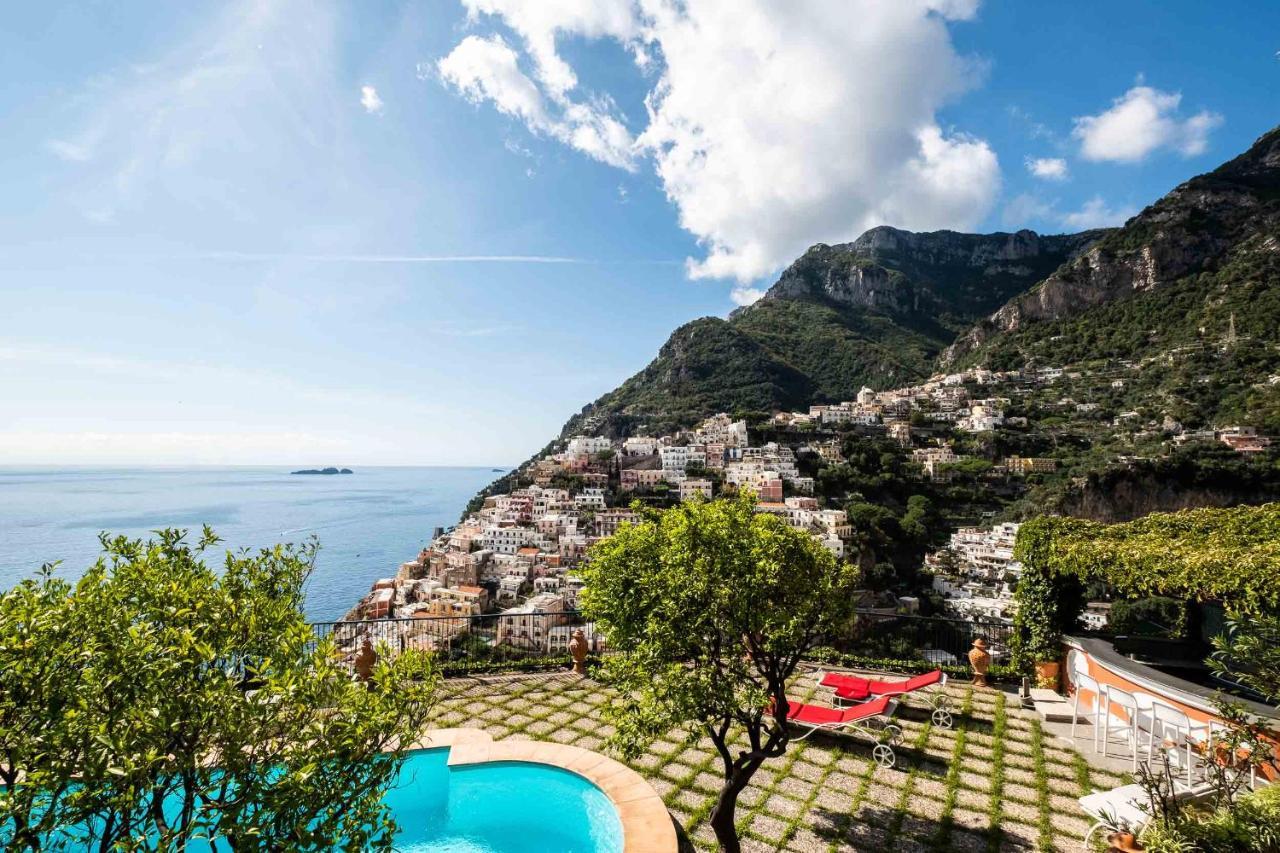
[{"xmin": 290, "ymin": 467, "xmax": 353, "ymax": 475}]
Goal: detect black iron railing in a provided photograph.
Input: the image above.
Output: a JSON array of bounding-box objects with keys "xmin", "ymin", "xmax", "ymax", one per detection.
[
  {"xmin": 309, "ymin": 611, "xmax": 599, "ymax": 668},
  {"xmin": 308, "ymin": 608, "xmax": 1012, "ymax": 671},
  {"xmin": 819, "ymin": 611, "xmax": 1014, "ymax": 666}
]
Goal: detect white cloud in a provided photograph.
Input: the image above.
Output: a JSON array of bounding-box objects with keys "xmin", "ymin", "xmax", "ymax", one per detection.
[
  {"xmin": 1073, "ymin": 85, "xmax": 1223, "ymax": 163},
  {"xmin": 730, "ymin": 287, "xmax": 766, "ymax": 307},
  {"xmin": 438, "ymin": 0, "xmax": 1001, "ymax": 282},
  {"xmin": 438, "ymin": 35, "xmax": 552, "ymax": 128},
  {"xmin": 503, "ymin": 137, "xmax": 534, "ymax": 158},
  {"xmin": 1058, "ymin": 195, "xmax": 1136, "ymax": 230},
  {"xmin": 437, "ymin": 33, "xmax": 637, "ymax": 170},
  {"xmin": 458, "ymin": 0, "xmax": 640, "ymax": 99},
  {"xmin": 1025, "ymin": 156, "xmax": 1068, "ymax": 181},
  {"xmin": 360, "ymin": 84, "xmax": 384, "ymax": 114}
]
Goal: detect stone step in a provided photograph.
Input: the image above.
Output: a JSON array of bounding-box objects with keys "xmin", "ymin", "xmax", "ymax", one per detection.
[
  {"xmin": 1033, "ymin": 699, "xmax": 1079, "ymax": 723},
  {"xmin": 1029, "ymin": 687, "xmax": 1065, "ymax": 702}
]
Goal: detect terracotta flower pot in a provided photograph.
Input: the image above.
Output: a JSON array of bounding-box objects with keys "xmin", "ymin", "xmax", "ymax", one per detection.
[
  {"xmin": 1034, "ymin": 660, "xmax": 1060, "ymax": 691},
  {"xmin": 1106, "ymin": 830, "xmax": 1141, "ymax": 851}
]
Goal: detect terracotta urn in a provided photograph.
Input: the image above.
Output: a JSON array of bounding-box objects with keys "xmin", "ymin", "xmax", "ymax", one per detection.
[
  {"xmin": 968, "ymin": 638, "xmax": 992, "ymax": 687},
  {"xmin": 568, "ymin": 628, "xmax": 588, "ymax": 675},
  {"xmin": 353, "ymin": 634, "xmax": 377, "ymax": 682}
]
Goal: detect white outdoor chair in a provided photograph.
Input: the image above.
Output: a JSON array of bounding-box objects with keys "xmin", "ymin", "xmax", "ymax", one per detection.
[
  {"xmin": 1134, "ymin": 692, "xmax": 1159, "ymax": 764},
  {"xmin": 1101, "ymin": 685, "xmax": 1144, "ymax": 771},
  {"xmin": 1147, "ymin": 701, "xmax": 1212, "ymax": 790},
  {"xmin": 1069, "ymin": 671, "xmax": 1106, "ymax": 753}
]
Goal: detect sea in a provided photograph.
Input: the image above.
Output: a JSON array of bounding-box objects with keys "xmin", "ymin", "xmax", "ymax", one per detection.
[{"xmin": 0, "ymin": 466, "xmax": 501, "ymax": 621}]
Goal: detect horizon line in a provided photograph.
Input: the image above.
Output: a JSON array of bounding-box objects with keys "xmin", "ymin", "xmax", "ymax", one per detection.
[
  {"xmin": 179, "ymin": 251, "xmax": 588, "ymax": 264},
  {"xmin": 0, "ymin": 462, "xmax": 517, "ymax": 470}
]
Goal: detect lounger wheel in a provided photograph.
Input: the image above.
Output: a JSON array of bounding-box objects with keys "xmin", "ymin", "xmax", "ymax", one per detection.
[
  {"xmin": 872, "ymin": 743, "xmax": 895, "ymax": 768},
  {"xmin": 885, "ymin": 724, "xmax": 903, "ymax": 745},
  {"xmin": 931, "ymin": 708, "xmax": 953, "ymax": 729}
]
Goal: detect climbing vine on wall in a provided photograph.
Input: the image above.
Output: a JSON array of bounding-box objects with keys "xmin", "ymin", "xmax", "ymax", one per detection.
[{"xmin": 1011, "ymin": 503, "xmax": 1280, "ymax": 670}]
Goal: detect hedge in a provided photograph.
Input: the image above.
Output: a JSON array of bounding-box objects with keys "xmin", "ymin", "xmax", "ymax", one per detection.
[{"xmin": 439, "ymin": 656, "xmax": 584, "ymax": 677}]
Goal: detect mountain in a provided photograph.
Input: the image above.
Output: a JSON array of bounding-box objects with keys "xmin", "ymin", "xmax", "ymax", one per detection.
[
  {"xmin": 466, "ymin": 125, "xmax": 1280, "ymax": 531},
  {"xmin": 559, "ymin": 125, "xmax": 1280, "ymax": 444},
  {"xmin": 945, "ymin": 125, "xmax": 1280, "ymax": 429},
  {"xmin": 561, "ymin": 227, "xmax": 1102, "ymax": 439},
  {"xmin": 947, "ymin": 126, "xmax": 1280, "ymax": 363}
]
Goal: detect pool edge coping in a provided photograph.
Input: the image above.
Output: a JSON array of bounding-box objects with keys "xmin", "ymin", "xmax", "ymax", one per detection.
[{"xmin": 412, "ymin": 728, "xmax": 678, "ymax": 853}]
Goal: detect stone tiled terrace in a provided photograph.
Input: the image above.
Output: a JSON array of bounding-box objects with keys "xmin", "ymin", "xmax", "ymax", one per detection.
[{"xmin": 425, "ymin": 667, "xmax": 1131, "ymax": 853}]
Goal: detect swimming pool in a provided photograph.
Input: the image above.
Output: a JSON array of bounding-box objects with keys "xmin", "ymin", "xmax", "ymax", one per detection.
[{"xmin": 385, "ymin": 748, "xmax": 625, "ymax": 852}]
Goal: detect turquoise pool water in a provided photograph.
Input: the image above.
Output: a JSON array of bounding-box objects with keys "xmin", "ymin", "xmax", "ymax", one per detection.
[
  {"xmin": 385, "ymin": 749, "xmax": 624, "ymax": 852},
  {"xmin": 8, "ymin": 749, "xmax": 624, "ymax": 851}
]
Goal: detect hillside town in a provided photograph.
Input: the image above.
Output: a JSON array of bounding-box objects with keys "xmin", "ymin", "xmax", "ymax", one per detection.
[{"xmin": 346, "ymin": 359, "xmax": 1275, "ymax": 652}]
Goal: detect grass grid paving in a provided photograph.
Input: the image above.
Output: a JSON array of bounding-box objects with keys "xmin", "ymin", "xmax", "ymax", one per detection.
[{"xmin": 425, "ymin": 671, "xmax": 1116, "ymax": 852}]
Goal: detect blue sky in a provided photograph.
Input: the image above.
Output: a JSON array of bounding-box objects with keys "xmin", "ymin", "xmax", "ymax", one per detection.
[{"xmin": 1, "ymin": 0, "xmax": 1276, "ymax": 466}]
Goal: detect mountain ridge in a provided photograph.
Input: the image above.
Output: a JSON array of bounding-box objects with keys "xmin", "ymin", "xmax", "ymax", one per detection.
[
  {"xmin": 563, "ymin": 226, "xmax": 1105, "ymax": 440},
  {"xmin": 944, "ymin": 125, "xmax": 1280, "ymax": 366}
]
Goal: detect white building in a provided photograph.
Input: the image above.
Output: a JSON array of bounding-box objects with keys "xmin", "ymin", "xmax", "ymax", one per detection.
[
  {"xmin": 496, "ymin": 574, "xmax": 525, "ymax": 604},
  {"xmin": 659, "ymin": 445, "xmax": 691, "ymax": 473},
  {"xmin": 496, "ymin": 593, "xmax": 568, "ymax": 650},
  {"xmin": 621, "ymin": 436, "xmax": 659, "ymax": 456},
  {"xmin": 546, "ymin": 623, "xmax": 607, "ymax": 654},
  {"xmin": 566, "ymin": 436, "xmax": 613, "ymax": 456},
  {"xmin": 574, "ymin": 488, "xmax": 607, "ymax": 510},
  {"xmin": 928, "ymin": 522, "xmax": 1022, "ymax": 623},
  {"xmin": 963, "ymin": 403, "xmax": 1004, "ymax": 432},
  {"xmin": 483, "ymin": 525, "xmax": 531, "ymax": 555}
]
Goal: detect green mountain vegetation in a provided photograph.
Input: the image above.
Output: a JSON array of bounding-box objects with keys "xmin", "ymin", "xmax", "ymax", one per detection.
[
  {"xmin": 949, "ymin": 126, "xmax": 1280, "ymax": 429},
  {"xmin": 563, "ymin": 227, "xmax": 1102, "ymax": 438},
  {"xmin": 559, "ymin": 317, "xmax": 813, "ymax": 440}
]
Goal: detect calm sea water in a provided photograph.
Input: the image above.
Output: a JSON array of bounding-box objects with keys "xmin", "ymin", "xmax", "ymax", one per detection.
[{"xmin": 0, "ymin": 466, "xmax": 499, "ymax": 621}]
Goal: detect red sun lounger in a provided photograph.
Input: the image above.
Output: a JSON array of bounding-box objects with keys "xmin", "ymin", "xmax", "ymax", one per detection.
[
  {"xmin": 777, "ymin": 695, "xmax": 901, "ymax": 767},
  {"xmin": 818, "ymin": 668, "xmax": 953, "ymax": 727}
]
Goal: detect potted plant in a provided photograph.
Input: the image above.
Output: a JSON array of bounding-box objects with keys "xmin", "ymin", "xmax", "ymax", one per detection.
[
  {"xmin": 1011, "ymin": 568, "xmax": 1072, "ymax": 690},
  {"xmin": 1094, "ymin": 807, "xmax": 1143, "ymax": 852}
]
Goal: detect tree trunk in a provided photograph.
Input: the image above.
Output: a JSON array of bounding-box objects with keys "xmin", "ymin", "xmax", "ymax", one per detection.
[{"xmin": 708, "ymin": 772, "xmax": 749, "ymax": 853}]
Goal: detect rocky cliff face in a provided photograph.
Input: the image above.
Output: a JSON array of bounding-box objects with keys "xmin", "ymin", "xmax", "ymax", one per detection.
[
  {"xmin": 945, "ymin": 125, "xmax": 1280, "ymax": 365},
  {"xmin": 753, "ymin": 226, "xmax": 1103, "ymax": 324}
]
